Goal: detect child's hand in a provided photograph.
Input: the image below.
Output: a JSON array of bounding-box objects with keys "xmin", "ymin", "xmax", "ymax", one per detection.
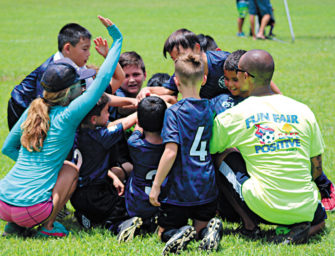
[
  {"xmin": 136, "ymin": 87, "xmax": 151, "ymax": 102},
  {"xmin": 98, "ymin": 15, "xmax": 114, "ymax": 28},
  {"xmin": 149, "ymin": 185, "xmax": 161, "ymax": 207},
  {"xmin": 113, "ymin": 177, "xmax": 125, "ymax": 196},
  {"xmin": 108, "ymin": 170, "xmax": 125, "ymax": 196},
  {"xmin": 94, "ymin": 37, "xmax": 109, "ymax": 58}
]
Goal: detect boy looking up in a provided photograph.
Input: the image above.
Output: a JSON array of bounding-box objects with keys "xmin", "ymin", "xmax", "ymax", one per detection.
[
  {"xmin": 149, "ymin": 53, "xmax": 223, "ymax": 255},
  {"xmin": 70, "ymin": 93, "xmax": 142, "ymax": 242},
  {"xmin": 125, "ymin": 96, "xmax": 167, "ymax": 232}
]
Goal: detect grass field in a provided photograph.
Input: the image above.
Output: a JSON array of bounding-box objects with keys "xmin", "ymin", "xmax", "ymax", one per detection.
[{"xmin": 1, "ymin": 0, "xmax": 335, "ymax": 255}]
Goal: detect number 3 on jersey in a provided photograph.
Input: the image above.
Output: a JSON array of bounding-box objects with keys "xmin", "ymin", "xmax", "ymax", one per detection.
[
  {"xmin": 145, "ymin": 169, "xmax": 157, "ymax": 196},
  {"xmin": 190, "ymin": 126, "xmax": 208, "ymax": 161}
]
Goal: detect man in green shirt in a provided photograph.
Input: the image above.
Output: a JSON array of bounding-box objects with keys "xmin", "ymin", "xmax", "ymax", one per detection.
[{"xmin": 210, "ymin": 49, "xmax": 327, "ymax": 243}]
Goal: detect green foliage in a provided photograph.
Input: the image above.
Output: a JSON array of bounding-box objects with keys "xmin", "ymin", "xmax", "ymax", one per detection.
[{"xmin": 0, "ymin": 0, "xmax": 335, "ymax": 255}]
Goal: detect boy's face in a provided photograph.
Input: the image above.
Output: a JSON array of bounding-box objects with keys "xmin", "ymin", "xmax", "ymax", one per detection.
[
  {"xmin": 95, "ymin": 104, "xmax": 110, "ymax": 127},
  {"xmin": 121, "ymin": 65, "xmax": 146, "ymax": 97},
  {"xmin": 224, "ymin": 69, "xmax": 249, "ymax": 98},
  {"xmin": 66, "ymin": 38, "xmax": 91, "ymax": 67}
]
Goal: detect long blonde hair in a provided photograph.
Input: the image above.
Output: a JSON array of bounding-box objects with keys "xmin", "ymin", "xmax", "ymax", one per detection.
[{"xmin": 21, "ymin": 88, "xmax": 70, "ymax": 152}]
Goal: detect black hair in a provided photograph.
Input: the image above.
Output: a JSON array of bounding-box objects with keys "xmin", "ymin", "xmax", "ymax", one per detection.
[
  {"xmin": 138, "ymin": 96, "xmax": 167, "ymax": 132},
  {"xmin": 147, "ymin": 73, "xmax": 170, "ymax": 87},
  {"xmin": 58, "ymin": 23, "xmax": 91, "ymax": 52},
  {"xmin": 119, "ymin": 51, "xmax": 146, "ymax": 74},
  {"xmin": 82, "ymin": 93, "xmax": 110, "ymax": 126},
  {"xmin": 197, "ymin": 34, "xmax": 218, "ymax": 52},
  {"xmin": 223, "ymin": 49, "xmax": 247, "ymax": 71},
  {"xmin": 163, "ymin": 29, "xmax": 201, "ymax": 58}
]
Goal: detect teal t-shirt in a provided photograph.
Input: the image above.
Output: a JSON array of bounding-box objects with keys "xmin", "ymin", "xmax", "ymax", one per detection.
[
  {"xmin": 210, "ymin": 94, "xmax": 324, "ymax": 225},
  {"xmin": 0, "ymin": 25, "xmax": 123, "ymax": 207}
]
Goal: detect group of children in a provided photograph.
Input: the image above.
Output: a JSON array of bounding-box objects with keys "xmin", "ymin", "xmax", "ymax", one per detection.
[{"xmin": 1, "ymin": 14, "xmax": 335, "ymax": 255}]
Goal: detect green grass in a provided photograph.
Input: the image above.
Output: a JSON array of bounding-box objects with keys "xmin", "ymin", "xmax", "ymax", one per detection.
[{"xmin": 1, "ymin": 0, "xmax": 335, "ymax": 255}]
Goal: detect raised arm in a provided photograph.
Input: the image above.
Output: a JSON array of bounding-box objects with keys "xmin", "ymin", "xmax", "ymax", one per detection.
[
  {"xmin": 66, "ymin": 16, "xmax": 123, "ymax": 125},
  {"xmin": 94, "ymin": 37, "xmax": 125, "ymax": 93}
]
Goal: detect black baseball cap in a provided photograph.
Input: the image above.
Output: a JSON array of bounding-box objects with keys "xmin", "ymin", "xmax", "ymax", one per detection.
[{"xmin": 41, "ymin": 58, "xmax": 96, "ymax": 92}]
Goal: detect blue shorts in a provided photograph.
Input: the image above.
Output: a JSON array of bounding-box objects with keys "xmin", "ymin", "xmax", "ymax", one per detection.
[
  {"xmin": 248, "ymin": 0, "xmax": 273, "ymax": 16},
  {"xmin": 236, "ymin": 0, "xmax": 249, "ymax": 19}
]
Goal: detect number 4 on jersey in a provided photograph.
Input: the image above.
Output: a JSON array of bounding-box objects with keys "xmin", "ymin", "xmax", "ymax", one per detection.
[{"xmin": 190, "ymin": 126, "xmax": 207, "ymax": 161}]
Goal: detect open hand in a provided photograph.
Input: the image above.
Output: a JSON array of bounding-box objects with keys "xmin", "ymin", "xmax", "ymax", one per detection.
[
  {"xmin": 94, "ymin": 36, "xmax": 109, "ymax": 58},
  {"xmin": 98, "ymin": 15, "xmax": 114, "ymax": 28}
]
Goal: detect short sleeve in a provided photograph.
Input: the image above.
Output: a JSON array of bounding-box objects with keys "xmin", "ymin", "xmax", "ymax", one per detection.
[{"xmin": 161, "ymin": 108, "xmax": 180, "ymax": 145}]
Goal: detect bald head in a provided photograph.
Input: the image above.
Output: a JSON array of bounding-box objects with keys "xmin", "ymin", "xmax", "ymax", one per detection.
[{"xmin": 239, "ymin": 49, "xmax": 274, "ymax": 86}]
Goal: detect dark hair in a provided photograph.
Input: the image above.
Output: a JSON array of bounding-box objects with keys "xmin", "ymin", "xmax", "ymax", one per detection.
[
  {"xmin": 58, "ymin": 23, "xmax": 91, "ymax": 52},
  {"xmin": 138, "ymin": 96, "xmax": 167, "ymax": 132},
  {"xmin": 147, "ymin": 73, "xmax": 170, "ymax": 87},
  {"xmin": 119, "ymin": 51, "xmax": 146, "ymax": 74},
  {"xmin": 163, "ymin": 29, "xmax": 201, "ymax": 58},
  {"xmin": 197, "ymin": 34, "xmax": 218, "ymax": 52},
  {"xmin": 223, "ymin": 49, "xmax": 247, "ymax": 71},
  {"xmin": 82, "ymin": 93, "xmax": 110, "ymax": 126}
]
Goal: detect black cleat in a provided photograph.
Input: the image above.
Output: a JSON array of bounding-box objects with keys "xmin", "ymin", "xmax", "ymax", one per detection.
[
  {"xmin": 273, "ymin": 222, "xmax": 311, "ymax": 245},
  {"xmin": 162, "ymin": 225, "xmax": 196, "ymax": 255}
]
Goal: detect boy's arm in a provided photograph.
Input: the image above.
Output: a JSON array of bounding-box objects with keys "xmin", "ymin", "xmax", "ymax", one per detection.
[
  {"xmin": 270, "ymin": 81, "xmax": 281, "ymax": 94},
  {"xmin": 149, "ymin": 142, "xmax": 178, "ymax": 207},
  {"xmin": 311, "ymin": 154, "xmax": 323, "ymax": 181},
  {"xmin": 94, "ymin": 37, "xmax": 125, "ymax": 93},
  {"xmin": 137, "ymin": 86, "xmax": 175, "ymax": 102},
  {"xmin": 107, "ymin": 170, "xmax": 125, "ymax": 196},
  {"xmin": 107, "ymin": 111, "xmax": 137, "ymax": 131},
  {"xmin": 107, "ymin": 94, "xmax": 137, "ymax": 108}
]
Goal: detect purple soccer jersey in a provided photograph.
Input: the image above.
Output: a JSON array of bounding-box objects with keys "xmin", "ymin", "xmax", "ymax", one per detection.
[
  {"xmin": 161, "ymin": 98, "xmax": 217, "ymax": 206},
  {"xmin": 125, "ymin": 130, "xmax": 166, "ymax": 218}
]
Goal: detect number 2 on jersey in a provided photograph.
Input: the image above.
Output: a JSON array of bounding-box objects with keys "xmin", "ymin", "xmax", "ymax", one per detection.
[
  {"xmin": 145, "ymin": 169, "xmax": 157, "ymax": 196},
  {"xmin": 190, "ymin": 126, "xmax": 207, "ymax": 161}
]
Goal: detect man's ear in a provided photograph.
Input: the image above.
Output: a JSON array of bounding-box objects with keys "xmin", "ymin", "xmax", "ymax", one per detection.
[{"xmin": 201, "ymin": 75, "xmax": 207, "ymax": 86}]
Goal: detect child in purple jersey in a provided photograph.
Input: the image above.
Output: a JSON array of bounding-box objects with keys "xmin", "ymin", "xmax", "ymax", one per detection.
[
  {"xmin": 70, "ymin": 93, "xmax": 144, "ymax": 242},
  {"xmin": 125, "ymin": 96, "xmax": 167, "ymax": 232},
  {"xmin": 149, "ymin": 53, "xmax": 223, "ymax": 255}
]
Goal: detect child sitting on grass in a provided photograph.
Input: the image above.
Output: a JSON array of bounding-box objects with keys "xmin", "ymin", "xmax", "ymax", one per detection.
[
  {"xmin": 125, "ymin": 96, "xmax": 167, "ymax": 233},
  {"xmin": 70, "ymin": 93, "xmax": 142, "ymax": 242},
  {"xmin": 149, "ymin": 53, "xmax": 223, "ymax": 255}
]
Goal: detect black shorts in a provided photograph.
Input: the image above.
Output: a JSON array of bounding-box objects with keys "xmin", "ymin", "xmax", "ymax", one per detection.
[
  {"xmin": 158, "ymin": 201, "xmax": 217, "ymax": 230},
  {"xmin": 70, "ymin": 179, "xmax": 128, "ymax": 225},
  {"xmin": 216, "ymin": 151, "xmax": 327, "ymax": 226}
]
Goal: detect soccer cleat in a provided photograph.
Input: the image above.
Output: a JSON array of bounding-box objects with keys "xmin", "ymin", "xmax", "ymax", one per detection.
[
  {"xmin": 321, "ymin": 183, "xmax": 335, "ymax": 211},
  {"xmin": 37, "ymin": 221, "xmax": 69, "ymax": 238},
  {"xmin": 199, "ymin": 217, "xmax": 223, "ymax": 251},
  {"xmin": 2, "ymin": 222, "xmax": 28, "ymax": 237},
  {"xmin": 235, "ymin": 225, "xmax": 261, "ymax": 239},
  {"xmin": 236, "ymin": 32, "xmax": 246, "ymax": 37},
  {"xmin": 117, "ymin": 216, "xmax": 143, "ymax": 243},
  {"xmin": 273, "ymin": 222, "xmax": 310, "ymax": 245},
  {"xmin": 162, "ymin": 225, "xmax": 196, "ymax": 255}
]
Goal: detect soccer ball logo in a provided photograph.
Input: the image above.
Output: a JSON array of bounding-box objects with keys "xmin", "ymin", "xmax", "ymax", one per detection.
[
  {"xmin": 218, "ymin": 76, "xmax": 227, "ymax": 89},
  {"xmin": 255, "ymin": 124, "xmax": 275, "ymax": 145}
]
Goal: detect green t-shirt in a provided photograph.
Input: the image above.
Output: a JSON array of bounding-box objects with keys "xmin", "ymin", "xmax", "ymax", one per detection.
[{"xmin": 210, "ymin": 94, "xmax": 324, "ymax": 225}]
